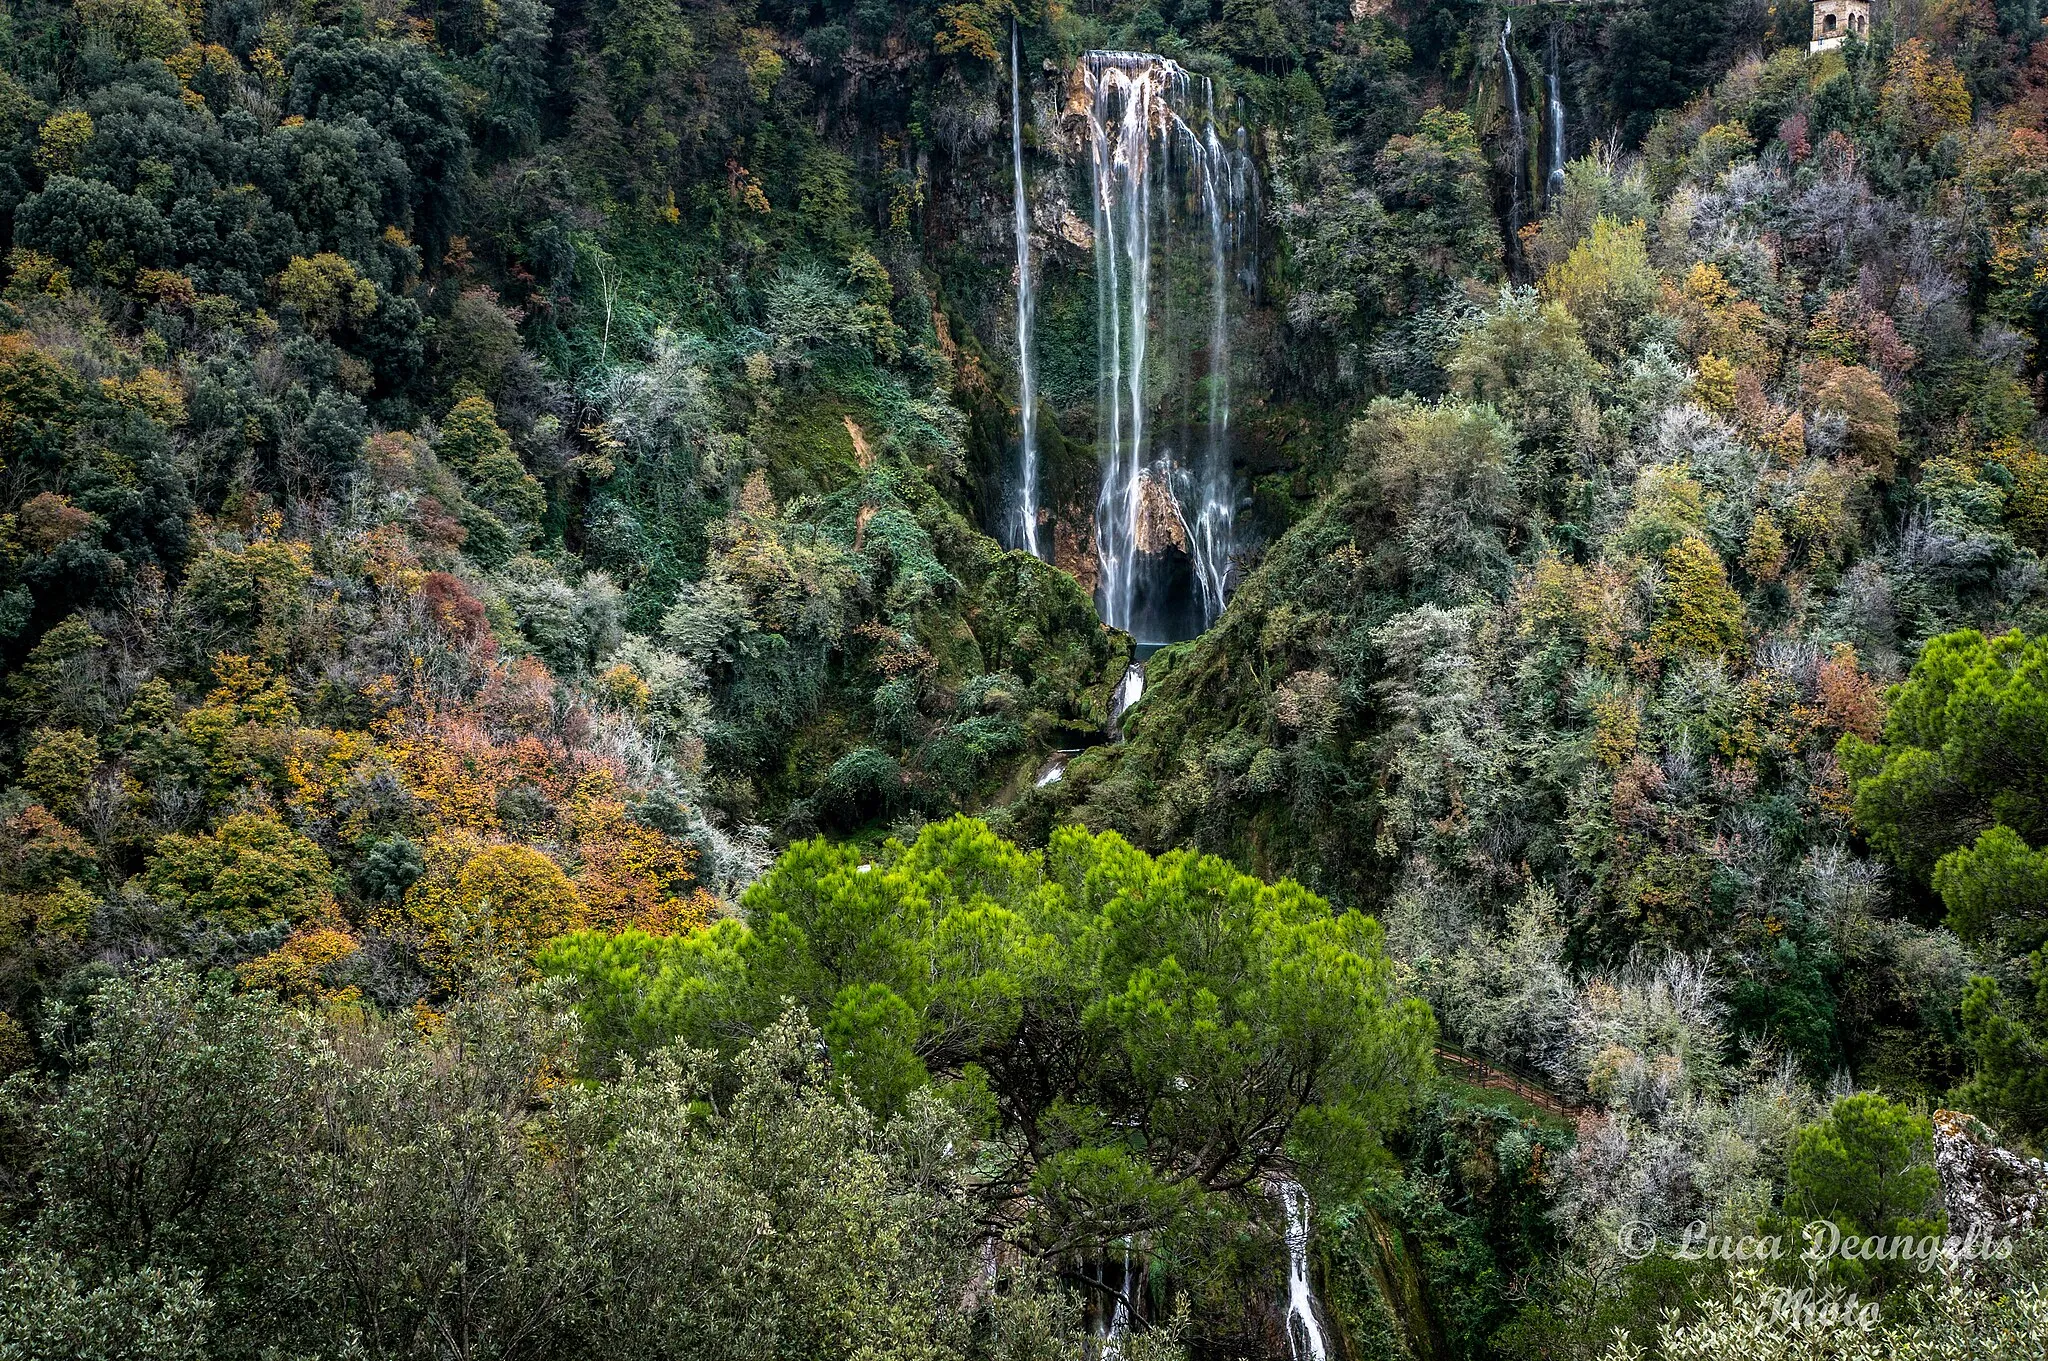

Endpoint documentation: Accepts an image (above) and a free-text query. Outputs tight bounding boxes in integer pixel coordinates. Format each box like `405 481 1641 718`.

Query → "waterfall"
1083 51 1158 639
1105 1247 1133 1357
1232 107 1261 299
1190 84 1234 624
1499 17 1526 242
1078 52 1251 643
1033 749 1077 786
1083 1247 1135 1359
1279 1181 1329 1361
1010 21 1041 557
1108 661 1145 738
1545 26 1567 202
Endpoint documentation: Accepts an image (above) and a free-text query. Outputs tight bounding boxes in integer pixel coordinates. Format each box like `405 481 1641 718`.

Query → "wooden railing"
1432 1045 1587 1121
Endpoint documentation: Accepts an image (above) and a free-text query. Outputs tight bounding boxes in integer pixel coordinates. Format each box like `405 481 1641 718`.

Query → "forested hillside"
1 0 2046 1355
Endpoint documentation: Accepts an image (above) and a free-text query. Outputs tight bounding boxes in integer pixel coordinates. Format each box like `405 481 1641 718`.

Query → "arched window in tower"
1813 0 1870 51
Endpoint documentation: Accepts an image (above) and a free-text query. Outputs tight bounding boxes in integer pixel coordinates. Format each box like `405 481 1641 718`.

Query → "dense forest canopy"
1 0 2047 1355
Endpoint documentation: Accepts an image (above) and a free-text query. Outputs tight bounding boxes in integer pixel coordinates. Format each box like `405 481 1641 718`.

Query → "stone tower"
1811 0 1870 53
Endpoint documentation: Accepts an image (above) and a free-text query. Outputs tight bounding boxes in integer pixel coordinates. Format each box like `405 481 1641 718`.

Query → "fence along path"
1432 1046 1587 1123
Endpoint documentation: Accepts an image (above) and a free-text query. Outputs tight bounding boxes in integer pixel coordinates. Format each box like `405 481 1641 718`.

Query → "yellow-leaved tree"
401 842 586 983
1880 39 1971 156
1651 536 1746 663
1541 216 1660 359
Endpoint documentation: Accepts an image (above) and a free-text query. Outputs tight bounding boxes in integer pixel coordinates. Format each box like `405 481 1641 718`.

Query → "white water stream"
1105 1247 1132 1356
1033 750 1077 787
1545 26 1567 201
1074 51 1252 641
1190 83 1235 623
1279 1180 1329 1361
1009 21 1041 557
1500 17 1526 239
1108 661 1145 738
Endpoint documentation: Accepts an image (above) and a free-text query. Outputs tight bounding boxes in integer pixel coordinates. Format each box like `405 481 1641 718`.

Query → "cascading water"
1009 20 1041 557
1077 51 1254 644
1033 750 1076 785
1105 1248 1133 1357
1082 1247 1135 1358
1231 105 1261 299
1188 84 1234 623
1278 1181 1329 1361
1108 661 1145 739
1083 51 1152 639
1499 17 1526 242
1545 26 1567 202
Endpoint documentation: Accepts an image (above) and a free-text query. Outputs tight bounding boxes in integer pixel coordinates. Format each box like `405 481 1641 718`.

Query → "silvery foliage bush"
1550 956 1817 1270
1688 162 1791 248
1388 878 1576 1080
1370 604 1513 861
1647 406 1757 553
492 558 624 675
592 327 753 495
1391 868 1823 1275
609 634 712 754
764 265 863 356
1824 559 1901 677
1392 885 1820 1276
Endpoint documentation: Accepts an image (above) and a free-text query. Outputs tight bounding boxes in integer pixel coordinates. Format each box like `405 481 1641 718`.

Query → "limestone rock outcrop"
1934 1109 2048 1236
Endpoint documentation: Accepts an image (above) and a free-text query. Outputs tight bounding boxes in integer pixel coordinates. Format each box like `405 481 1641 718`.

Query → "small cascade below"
1108 661 1145 738
1278 1181 1329 1361
1105 1247 1133 1357
1082 1247 1136 1358
1499 17 1527 244
1544 26 1567 203
1077 51 1254 645
1009 20 1041 557
1033 749 1079 786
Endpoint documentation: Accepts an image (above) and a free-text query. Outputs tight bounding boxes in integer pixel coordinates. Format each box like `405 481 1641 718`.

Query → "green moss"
1032 265 1099 411
757 393 867 502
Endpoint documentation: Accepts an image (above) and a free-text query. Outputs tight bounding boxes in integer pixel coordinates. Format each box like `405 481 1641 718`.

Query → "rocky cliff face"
1935 1110 2048 1236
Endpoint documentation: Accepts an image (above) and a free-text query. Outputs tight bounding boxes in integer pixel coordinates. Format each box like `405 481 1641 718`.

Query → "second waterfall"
1071 51 1254 645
